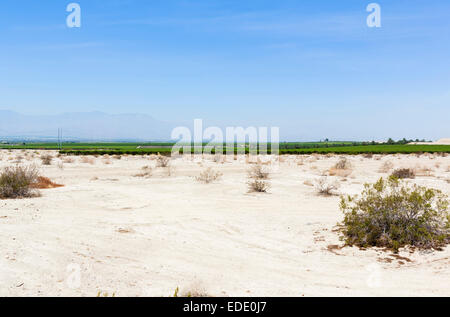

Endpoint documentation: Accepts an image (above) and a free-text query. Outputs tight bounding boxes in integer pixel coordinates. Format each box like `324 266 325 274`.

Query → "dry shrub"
113 155 122 160
303 179 314 187
363 153 373 159
173 286 210 298
329 168 352 177
212 154 223 163
156 154 170 167
0 165 40 199
247 179 270 193
378 161 394 173
329 157 352 177
391 168 415 179
31 177 63 189
80 157 95 165
414 165 433 177
334 157 352 170
315 177 340 196
40 154 53 165
63 157 74 164
103 159 111 165
446 166 450 173
196 167 222 184
340 177 450 252
134 166 153 178
248 165 270 180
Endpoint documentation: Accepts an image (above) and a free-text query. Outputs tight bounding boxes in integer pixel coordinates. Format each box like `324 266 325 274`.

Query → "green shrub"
0 165 40 199
340 177 449 252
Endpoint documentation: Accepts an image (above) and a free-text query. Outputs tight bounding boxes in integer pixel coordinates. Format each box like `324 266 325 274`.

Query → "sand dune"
0 151 449 296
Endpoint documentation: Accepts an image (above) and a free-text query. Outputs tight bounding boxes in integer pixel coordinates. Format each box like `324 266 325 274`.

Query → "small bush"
156 154 170 167
196 167 222 184
80 157 95 165
315 177 340 196
328 168 352 177
334 157 352 170
248 165 270 180
340 177 450 252
247 179 270 193
134 166 153 178
0 165 40 199
63 157 74 164
41 154 53 165
391 168 415 179
378 161 394 173
414 165 433 177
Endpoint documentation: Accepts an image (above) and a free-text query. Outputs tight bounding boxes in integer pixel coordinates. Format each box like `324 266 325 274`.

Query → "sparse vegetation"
246 164 270 192
62 157 74 164
378 160 394 173
80 157 95 165
315 177 340 196
334 157 352 170
414 165 433 177
247 179 270 193
0 165 40 199
340 177 450 252
196 167 222 184
40 154 53 165
248 164 270 180
391 168 415 179
172 286 209 298
134 166 153 178
156 154 170 167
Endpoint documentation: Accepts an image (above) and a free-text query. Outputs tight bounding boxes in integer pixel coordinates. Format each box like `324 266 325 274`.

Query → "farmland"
1 142 450 155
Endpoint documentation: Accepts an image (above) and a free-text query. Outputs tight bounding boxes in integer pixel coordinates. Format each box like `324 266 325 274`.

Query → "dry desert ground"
0 150 449 296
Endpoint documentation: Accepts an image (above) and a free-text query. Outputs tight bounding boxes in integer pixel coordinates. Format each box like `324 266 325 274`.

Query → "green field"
1 142 450 155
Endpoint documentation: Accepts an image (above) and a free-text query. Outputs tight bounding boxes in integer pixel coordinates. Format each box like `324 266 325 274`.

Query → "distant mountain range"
0 110 179 141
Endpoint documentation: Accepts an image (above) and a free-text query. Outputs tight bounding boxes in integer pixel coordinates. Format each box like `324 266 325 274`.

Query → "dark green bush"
340 177 449 252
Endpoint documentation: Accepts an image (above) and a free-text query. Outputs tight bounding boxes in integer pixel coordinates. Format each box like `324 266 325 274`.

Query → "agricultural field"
1 142 450 155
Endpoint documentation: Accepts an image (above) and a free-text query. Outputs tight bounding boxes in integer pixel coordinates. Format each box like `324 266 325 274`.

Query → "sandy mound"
409 138 450 145
434 138 450 145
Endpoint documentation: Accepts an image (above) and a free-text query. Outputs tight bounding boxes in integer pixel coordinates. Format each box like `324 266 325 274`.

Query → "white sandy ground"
0 150 449 297
410 138 450 145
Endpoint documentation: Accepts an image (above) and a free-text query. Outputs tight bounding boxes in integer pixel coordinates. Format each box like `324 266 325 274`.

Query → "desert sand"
0 150 449 297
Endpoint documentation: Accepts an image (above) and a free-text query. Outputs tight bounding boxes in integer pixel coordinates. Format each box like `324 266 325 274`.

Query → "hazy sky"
1 0 449 140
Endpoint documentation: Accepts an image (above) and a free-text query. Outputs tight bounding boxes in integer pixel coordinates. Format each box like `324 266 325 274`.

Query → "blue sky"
0 0 449 140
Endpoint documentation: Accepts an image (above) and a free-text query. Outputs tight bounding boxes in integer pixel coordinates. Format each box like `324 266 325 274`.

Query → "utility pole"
57 128 63 150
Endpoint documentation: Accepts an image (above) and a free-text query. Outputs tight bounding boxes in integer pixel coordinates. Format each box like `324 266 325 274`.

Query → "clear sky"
0 0 449 140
